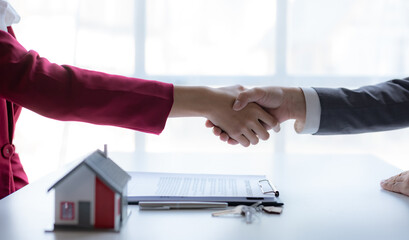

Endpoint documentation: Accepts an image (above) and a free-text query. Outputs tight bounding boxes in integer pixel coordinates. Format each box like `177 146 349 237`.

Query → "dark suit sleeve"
314 77 409 135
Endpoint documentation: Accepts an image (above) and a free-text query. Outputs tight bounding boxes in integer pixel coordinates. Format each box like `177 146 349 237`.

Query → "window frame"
60 201 75 221
132 0 401 153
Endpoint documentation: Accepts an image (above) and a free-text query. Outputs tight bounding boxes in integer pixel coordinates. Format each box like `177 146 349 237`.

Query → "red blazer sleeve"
0 30 174 134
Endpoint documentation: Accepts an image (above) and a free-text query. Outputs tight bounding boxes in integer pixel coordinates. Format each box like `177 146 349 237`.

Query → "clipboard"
126 172 283 206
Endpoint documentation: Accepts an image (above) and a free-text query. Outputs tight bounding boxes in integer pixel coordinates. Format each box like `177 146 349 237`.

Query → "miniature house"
48 149 131 232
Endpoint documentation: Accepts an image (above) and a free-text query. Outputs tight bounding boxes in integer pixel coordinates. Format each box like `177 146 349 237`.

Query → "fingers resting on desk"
381 170 409 196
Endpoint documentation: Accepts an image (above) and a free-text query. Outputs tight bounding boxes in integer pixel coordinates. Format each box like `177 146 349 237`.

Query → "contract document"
127 172 283 206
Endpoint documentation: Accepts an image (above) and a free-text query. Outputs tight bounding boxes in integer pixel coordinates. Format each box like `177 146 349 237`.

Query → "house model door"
78 201 91 227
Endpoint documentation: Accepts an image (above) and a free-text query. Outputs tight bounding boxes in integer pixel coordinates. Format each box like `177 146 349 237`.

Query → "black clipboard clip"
258 179 279 197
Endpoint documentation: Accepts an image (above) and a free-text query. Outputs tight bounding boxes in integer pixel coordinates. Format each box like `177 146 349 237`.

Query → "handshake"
170 84 409 197
170 85 306 147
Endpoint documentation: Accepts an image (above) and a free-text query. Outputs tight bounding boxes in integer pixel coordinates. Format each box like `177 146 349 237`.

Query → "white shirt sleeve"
0 0 20 32
299 87 321 134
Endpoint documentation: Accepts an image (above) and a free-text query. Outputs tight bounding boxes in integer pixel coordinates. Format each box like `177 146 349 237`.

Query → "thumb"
233 88 265 111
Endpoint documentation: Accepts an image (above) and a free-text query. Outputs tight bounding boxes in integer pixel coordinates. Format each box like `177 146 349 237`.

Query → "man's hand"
170 85 278 147
380 171 409 196
206 86 306 144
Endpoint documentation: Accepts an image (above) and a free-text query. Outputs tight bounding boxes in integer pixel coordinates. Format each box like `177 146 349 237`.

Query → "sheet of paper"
127 172 270 198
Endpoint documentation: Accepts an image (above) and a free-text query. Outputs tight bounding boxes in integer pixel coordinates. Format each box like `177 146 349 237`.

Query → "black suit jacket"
314 77 409 135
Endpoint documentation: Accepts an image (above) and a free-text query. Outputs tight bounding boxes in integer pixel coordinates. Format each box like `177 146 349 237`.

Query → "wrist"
281 87 306 130
170 86 214 117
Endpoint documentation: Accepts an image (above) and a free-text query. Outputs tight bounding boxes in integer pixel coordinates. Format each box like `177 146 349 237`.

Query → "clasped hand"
206 86 297 146
203 85 278 147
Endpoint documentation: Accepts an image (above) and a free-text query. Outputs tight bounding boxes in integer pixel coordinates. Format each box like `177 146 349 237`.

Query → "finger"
250 121 270 141
394 173 406 183
260 121 273 131
381 171 409 196
236 84 246 92
381 180 405 194
257 109 278 130
233 88 264 111
227 138 239 145
261 121 280 132
392 182 405 194
242 129 259 145
381 173 403 191
396 170 409 181
205 120 216 128
234 135 251 147
294 119 306 133
273 123 281 132
212 127 223 136
384 173 405 184
219 132 230 142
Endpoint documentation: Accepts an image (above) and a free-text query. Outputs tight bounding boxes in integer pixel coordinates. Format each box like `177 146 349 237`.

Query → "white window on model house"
60 202 75 220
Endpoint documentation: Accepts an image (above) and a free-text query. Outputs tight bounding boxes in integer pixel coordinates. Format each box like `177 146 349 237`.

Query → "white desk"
1 153 409 240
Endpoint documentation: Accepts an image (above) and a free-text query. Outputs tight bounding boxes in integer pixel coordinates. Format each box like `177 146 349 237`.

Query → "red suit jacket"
0 27 174 199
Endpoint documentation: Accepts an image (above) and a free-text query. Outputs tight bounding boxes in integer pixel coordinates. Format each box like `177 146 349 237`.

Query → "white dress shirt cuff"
299 87 321 134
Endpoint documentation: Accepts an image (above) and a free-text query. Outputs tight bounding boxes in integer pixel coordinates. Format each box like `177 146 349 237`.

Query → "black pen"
139 201 228 210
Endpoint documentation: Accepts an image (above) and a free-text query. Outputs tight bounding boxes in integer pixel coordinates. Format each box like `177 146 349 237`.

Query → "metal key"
242 201 262 224
241 206 254 224
212 205 245 217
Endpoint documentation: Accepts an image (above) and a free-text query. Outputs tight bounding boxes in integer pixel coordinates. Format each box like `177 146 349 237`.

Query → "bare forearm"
169 86 214 118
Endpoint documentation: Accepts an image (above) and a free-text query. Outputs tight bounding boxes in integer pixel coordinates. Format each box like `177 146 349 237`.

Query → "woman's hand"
205 86 304 145
170 85 277 147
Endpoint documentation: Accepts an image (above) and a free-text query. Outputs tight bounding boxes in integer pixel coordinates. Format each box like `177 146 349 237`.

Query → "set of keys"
211 201 282 224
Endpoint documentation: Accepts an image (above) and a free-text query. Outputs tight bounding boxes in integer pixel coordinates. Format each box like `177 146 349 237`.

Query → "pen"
139 201 228 210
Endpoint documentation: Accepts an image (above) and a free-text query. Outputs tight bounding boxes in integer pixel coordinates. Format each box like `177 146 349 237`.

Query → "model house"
48 149 131 232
